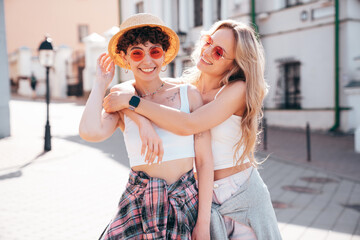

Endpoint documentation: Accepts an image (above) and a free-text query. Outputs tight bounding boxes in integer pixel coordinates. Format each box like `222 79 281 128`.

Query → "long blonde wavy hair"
182 20 268 167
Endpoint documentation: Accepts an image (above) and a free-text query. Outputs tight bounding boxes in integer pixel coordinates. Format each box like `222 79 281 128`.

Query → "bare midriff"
132 157 194 185
214 162 252 181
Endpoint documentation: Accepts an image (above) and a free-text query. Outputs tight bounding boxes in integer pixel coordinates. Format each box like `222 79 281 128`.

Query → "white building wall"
117 0 360 132
262 24 334 109
31 57 46 96
342 21 360 83
258 0 360 131
179 0 190 32
17 47 32 77
203 0 213 30
52 46 72 98
83 33 107 92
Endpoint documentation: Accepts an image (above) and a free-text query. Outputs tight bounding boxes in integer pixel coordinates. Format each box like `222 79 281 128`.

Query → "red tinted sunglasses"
200 35 233 61
129 47 164 61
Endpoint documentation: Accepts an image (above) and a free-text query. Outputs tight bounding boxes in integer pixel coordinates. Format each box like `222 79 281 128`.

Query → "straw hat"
108 13 180 69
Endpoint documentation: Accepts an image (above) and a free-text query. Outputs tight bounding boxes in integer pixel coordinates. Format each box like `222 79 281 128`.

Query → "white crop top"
211 86 250 170
123 84 195 167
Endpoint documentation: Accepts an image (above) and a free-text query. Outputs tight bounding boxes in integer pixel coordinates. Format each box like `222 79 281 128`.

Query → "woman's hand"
138 118 164 165
191 224 210 240
96 53 115 88
103 91 132 113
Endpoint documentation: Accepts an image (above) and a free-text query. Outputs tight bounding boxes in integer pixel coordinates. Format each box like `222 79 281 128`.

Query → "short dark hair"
116 26 170 54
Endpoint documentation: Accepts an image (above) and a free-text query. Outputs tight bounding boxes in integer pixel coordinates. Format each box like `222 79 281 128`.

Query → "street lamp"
38 36 54 151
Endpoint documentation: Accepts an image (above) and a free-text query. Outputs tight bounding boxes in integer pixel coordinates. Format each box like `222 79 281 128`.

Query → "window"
136 2 144 13
78 25 89 43
174 0 180 32
285 0 302 8
275 62 301 109
169 62 175 78
216 0 221 21
182 60 193 72
194 0 203 27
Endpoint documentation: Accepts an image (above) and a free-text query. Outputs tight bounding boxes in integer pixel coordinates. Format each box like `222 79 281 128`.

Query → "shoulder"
163 77 184 84
218 81 246 100
110 80 135 92
227 80 246 92
185 84 203 111
186 84 200 96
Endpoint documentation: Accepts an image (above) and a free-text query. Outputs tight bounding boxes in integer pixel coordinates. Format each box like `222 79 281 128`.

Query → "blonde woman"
80 13 213 239
104 20 282 239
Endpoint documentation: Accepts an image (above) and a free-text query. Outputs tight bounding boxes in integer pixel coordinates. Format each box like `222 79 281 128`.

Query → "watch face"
129 96 140 109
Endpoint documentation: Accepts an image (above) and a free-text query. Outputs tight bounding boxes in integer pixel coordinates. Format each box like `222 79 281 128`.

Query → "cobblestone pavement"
258 126 360 182
0 98 359 240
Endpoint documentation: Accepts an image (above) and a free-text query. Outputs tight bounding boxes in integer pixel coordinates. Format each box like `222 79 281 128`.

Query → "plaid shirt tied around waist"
103 169 198 240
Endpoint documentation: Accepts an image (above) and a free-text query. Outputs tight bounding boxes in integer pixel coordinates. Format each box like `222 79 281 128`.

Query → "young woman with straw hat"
103 19 282 239
79 13 213 239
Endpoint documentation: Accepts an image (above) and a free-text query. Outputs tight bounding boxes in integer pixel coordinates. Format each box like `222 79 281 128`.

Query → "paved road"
0 98 359 240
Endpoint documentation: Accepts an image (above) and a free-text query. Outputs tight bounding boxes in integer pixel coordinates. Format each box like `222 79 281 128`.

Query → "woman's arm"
108 84 164 163
123 109 164 164
103 81 246 135
79 53 120 142
188 87 213 240
192 130 213 240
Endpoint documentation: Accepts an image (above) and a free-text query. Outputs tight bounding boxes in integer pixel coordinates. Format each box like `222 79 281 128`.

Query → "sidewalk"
0 98 359 240
258 126 360 182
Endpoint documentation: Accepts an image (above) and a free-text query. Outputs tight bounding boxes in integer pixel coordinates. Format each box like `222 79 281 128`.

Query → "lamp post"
38 36 54 151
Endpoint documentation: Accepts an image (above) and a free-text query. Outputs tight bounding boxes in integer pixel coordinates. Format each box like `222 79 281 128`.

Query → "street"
0 98 359 240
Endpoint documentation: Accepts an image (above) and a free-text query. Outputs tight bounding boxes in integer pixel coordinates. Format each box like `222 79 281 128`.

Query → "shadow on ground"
0 152 48 181
59 130 130 169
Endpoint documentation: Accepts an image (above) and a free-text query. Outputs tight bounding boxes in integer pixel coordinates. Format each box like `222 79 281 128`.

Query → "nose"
203 46 213 58
142 52 153 64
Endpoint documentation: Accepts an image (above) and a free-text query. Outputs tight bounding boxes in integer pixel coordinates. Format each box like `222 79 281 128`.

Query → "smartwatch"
129 95 140 110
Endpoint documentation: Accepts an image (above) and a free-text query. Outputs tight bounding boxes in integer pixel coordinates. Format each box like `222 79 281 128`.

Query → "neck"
134 77 163 97
197 73 223 94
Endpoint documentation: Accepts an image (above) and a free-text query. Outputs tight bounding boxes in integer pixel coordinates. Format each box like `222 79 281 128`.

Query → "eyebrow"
130 44 162 51
211 36 229 54
130 46 143 51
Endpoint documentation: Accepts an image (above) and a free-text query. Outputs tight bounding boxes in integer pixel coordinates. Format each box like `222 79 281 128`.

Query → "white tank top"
123 84 195 167
211 85 250 170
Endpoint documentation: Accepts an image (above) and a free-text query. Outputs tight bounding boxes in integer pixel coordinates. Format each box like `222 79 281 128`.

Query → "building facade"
4 0 119 98
119 0 360 132
257 0 360 132
5 0 360 134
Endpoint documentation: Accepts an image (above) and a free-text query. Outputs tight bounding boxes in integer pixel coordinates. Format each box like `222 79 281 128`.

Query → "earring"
124 62 130 73
161 65 168 72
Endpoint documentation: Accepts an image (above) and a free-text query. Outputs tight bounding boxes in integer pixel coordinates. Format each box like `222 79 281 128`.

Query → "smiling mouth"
140 67 156 73
201 56 212 65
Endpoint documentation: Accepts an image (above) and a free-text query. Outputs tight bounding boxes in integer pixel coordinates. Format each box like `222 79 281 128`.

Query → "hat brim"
108 24 180 70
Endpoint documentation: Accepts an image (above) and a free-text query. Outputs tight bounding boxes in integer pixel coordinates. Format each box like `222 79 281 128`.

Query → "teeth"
201 57 212 64
141 68 155 72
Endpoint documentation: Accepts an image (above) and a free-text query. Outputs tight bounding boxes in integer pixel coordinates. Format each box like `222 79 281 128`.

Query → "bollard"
306 122 311 162
263 118 267 151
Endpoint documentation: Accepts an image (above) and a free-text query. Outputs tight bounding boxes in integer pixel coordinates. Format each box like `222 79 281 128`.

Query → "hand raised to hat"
96 53 115 89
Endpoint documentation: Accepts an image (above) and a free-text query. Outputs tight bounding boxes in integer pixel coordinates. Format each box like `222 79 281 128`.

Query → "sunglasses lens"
150 47 163 59
201 35 212 47
130 49 145 61
212 46 224 60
